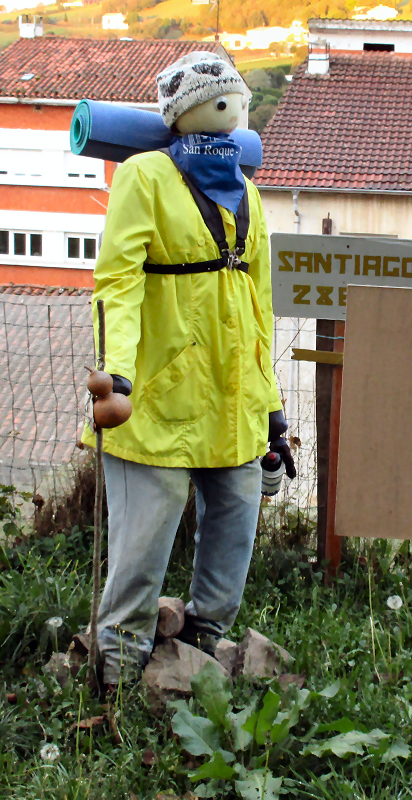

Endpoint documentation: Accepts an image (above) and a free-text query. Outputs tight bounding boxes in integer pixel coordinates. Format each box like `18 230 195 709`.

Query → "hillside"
0 1 297 68
2 0 410 53
3 0 410 56
0 3 106 49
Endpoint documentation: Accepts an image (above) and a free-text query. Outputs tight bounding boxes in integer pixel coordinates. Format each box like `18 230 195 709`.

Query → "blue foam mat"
70 99 262 168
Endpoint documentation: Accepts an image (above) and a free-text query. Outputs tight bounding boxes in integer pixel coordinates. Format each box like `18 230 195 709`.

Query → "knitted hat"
157 51 245 128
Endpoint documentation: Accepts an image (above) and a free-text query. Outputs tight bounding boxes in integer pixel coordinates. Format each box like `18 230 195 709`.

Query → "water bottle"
261 451 286 496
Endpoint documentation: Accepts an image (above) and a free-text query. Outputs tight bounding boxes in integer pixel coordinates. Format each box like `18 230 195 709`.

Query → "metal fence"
0 293 94 505
0 292 317 520
273 316 316 518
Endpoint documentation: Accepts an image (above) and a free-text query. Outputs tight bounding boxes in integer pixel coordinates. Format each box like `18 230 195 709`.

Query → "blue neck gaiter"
169 132 245 214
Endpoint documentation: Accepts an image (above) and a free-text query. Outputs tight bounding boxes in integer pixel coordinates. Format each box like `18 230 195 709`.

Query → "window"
0 230 9 254
30 233 42 256
66 234 98 262
68 237 80 259
364 43 394 52
0 230 43 257
84 238 96 260
14 233 26 256
0 131 106 189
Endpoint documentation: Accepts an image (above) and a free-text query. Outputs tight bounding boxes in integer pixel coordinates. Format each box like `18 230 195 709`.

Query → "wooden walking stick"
87 298 105 686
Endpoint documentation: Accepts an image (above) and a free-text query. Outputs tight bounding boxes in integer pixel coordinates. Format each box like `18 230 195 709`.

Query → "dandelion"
387 595 403 610
40 743 60 762
46 616 63 630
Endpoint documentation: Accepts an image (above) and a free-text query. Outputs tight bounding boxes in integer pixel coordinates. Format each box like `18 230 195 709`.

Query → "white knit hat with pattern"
157 51 245 128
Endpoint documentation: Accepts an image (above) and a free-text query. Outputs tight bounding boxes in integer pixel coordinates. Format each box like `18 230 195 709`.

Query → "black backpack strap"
144 257 249 275
234 188 250 258
144 148 250 275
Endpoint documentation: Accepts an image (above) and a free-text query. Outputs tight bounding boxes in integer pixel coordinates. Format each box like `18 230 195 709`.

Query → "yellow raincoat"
82 150 282 467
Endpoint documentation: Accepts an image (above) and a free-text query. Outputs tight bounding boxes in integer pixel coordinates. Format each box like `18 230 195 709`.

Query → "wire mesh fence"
0 291 317 521
0 293 94 506
272 316 317 521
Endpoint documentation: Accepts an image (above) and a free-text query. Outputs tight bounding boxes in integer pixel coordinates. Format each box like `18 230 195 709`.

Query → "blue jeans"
98 453 262 683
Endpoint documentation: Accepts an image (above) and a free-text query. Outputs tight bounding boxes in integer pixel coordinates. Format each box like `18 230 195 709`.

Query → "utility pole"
214 0 220 41
191 0 220 42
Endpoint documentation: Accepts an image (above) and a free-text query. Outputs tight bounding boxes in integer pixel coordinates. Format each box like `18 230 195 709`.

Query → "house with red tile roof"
254 20 412 240
0 35 240 289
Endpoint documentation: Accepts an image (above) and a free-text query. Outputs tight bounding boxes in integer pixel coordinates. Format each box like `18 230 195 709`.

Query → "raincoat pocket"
143 343 211 423
242 338 273 415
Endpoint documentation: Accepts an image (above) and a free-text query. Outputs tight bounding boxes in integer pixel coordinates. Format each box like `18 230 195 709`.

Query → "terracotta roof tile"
0 37 223 103
255 52 412 192
0 283 92 296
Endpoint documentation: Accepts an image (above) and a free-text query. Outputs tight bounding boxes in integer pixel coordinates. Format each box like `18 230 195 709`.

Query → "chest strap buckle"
222 246 243 271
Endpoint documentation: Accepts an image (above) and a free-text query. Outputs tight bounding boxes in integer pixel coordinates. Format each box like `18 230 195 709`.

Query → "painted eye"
214 96 227 111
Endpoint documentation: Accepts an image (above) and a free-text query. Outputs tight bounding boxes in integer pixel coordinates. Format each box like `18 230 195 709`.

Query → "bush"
165 25 183 38
244 68 271 91
261 94 278 106
249 103 276 134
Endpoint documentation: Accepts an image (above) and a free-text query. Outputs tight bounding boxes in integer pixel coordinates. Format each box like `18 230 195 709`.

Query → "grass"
138 0 202 21
236 55 294 71
1 484 412 799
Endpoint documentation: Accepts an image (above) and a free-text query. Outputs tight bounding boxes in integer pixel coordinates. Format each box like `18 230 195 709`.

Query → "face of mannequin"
176 92 247 135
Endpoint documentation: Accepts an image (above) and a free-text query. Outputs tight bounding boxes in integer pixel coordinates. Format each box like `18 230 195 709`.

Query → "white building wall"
260 189 412 238
0 129 106 189
220 33 248 50
246 26 289 49
102 13 128 30
309 27 412 52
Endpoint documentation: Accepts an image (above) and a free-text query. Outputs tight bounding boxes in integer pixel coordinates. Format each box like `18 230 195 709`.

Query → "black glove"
111 374 132 396
270 437 296 480
268 409 288 441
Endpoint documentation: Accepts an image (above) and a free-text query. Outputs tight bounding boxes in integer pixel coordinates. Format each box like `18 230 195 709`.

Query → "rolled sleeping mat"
70 99 262 178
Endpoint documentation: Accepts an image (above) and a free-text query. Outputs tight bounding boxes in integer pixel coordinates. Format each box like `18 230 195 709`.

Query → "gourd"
93 393 133 428
86 367 113 398
86 366 132 428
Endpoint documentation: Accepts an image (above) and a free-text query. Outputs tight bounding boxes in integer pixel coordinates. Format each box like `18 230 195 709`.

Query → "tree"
247 9 267 27
243 68 271 90
269 42 285 56
248 103 276 134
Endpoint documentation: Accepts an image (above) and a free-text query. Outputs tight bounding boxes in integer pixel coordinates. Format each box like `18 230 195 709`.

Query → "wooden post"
324 319 345 578
87 298 105 686
315 319 345 575
315 319 335 566
293 318 345 574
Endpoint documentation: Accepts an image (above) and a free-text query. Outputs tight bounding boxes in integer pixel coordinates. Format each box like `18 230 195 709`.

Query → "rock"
66 632 91 677
142 638 230 695
215 638 239 675
43 652 71 687
236 627 293 680
277 673 305 690
71 632 90 655
156 596 185 638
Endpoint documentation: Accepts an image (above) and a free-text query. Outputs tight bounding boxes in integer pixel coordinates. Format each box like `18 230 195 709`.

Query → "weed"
1 493 412 798
169 661 410 798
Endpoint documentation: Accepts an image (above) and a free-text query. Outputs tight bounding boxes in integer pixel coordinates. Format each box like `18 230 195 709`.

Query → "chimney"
307 38 330 75
19 14 43 38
